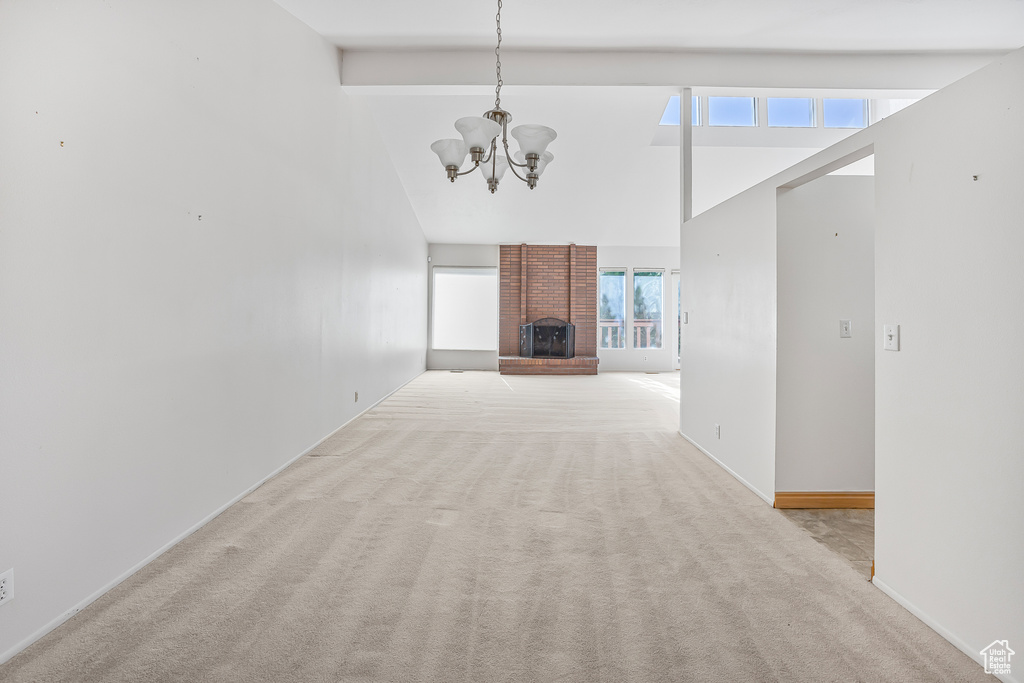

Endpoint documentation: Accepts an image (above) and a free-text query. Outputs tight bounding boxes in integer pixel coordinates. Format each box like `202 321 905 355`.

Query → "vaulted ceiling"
273 0 1023 246
274 0 1023 52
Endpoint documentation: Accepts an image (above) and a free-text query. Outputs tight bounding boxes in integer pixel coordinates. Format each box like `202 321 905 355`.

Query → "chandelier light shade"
430 0 556 194
454 117 502 158
510 125 557 161
480 155 510 193
430 139 469 170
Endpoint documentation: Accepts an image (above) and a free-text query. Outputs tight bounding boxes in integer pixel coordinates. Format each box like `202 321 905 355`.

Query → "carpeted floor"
1 371 987 682
779 508 875 580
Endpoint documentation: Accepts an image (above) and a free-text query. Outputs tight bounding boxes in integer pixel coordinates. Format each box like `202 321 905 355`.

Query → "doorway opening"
774 149 875 579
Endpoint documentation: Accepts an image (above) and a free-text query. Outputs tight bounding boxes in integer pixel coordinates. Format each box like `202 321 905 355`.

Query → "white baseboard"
0 370 423 667
678 430 774 506
871 576 1015 683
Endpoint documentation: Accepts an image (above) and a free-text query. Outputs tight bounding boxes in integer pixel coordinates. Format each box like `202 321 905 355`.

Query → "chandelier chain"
494 0 503 108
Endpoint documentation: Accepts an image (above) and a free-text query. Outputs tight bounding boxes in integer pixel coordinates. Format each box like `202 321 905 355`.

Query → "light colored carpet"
2 371 987 682
779 508 875 580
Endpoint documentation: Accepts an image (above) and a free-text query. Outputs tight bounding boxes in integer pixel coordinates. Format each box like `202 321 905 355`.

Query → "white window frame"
598 267 628 350
766 97 816 128
707 96 758 128
671 270 681 369
821 97 869 129
631 268 666 350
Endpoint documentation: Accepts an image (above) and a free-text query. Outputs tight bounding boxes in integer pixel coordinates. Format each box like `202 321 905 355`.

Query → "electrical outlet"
714 424 721 439
0 568 13 607
354 391 359 403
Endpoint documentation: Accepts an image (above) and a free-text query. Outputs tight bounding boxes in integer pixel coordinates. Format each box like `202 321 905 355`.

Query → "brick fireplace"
498 244 599 375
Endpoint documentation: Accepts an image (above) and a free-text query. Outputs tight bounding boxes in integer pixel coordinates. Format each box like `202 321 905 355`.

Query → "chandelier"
430 0 556 194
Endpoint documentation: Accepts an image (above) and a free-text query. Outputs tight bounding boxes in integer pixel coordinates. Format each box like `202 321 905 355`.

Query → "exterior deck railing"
599 319 624 348
599 319 662 349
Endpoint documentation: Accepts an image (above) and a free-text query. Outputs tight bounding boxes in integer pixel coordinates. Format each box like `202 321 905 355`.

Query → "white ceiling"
273 1 1023 246
274 0 1024 52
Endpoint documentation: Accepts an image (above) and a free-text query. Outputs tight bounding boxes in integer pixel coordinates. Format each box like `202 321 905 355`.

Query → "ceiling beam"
340 49 1007 90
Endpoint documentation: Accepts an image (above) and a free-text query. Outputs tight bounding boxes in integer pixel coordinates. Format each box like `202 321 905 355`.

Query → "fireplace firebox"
519 318 575 359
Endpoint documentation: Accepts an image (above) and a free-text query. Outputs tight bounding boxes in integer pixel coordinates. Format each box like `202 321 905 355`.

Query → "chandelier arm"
506 164 529 183
480 140 496 164
497 117 527 167
454 163 480 177
499 126 528 183
504 153 530 183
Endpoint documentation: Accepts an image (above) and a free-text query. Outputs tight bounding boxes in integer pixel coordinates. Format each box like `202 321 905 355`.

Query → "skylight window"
659 96 700 126
823 99 867 128
767 98 814 128
708 97 756 127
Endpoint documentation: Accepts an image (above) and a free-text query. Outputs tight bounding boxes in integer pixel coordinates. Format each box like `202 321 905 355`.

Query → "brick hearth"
498 356 600 375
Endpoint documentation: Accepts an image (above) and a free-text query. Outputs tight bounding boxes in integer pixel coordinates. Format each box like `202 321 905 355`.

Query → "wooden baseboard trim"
774 491 874 509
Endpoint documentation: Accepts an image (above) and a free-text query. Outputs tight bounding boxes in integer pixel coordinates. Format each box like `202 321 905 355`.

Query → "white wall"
776 176 875 493
0 0 426 663
426 244 500 371
597 246 681 372
680 48 1024 677
679 188 779 502
693 146 827 217
870 50 1024 674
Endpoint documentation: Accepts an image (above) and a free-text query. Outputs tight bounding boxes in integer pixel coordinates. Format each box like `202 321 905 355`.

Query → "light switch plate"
883 324 900 351
840 320 852 338
682 312 688 324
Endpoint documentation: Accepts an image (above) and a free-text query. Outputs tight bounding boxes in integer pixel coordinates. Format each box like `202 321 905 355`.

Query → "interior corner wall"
679 186 778 503
426 244 500 370
0 0 426 663
776 176 875 493
597 246 680 372
870 48 1024 668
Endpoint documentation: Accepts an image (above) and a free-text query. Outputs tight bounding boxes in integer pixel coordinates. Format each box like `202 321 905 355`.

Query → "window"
708 97 757 127
767 98 814 127
599 270 626 348
659 95 701 126
676 275 681 363
431 267 497 350
633 271 663 349
823 98 867 128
